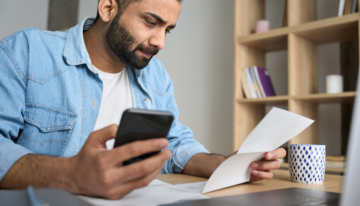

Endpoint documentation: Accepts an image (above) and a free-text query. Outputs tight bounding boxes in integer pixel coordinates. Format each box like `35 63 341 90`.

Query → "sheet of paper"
161 181 208 193
79 180 209 206
237 108 315 154
202 107 314 193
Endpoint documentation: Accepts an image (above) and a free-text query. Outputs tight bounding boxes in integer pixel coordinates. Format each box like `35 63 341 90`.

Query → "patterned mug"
288 144 326 183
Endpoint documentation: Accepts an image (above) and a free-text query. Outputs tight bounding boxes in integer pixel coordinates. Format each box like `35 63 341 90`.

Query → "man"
0 0 286 200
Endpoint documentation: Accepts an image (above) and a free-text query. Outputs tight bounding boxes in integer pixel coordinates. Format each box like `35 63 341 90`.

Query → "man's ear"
98 0 119 23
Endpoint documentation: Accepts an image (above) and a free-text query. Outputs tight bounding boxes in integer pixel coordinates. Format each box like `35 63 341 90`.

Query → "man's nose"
149 31 166 50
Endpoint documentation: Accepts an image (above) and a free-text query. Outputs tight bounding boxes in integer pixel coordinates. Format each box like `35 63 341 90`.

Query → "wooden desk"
157 169 343 198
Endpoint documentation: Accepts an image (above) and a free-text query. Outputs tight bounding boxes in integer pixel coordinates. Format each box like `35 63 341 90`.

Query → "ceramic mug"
288 144 326 183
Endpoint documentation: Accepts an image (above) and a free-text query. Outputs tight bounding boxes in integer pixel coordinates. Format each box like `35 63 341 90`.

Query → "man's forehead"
129 0 181 24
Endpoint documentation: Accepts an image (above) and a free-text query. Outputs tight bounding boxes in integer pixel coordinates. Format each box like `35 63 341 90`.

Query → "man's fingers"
251 170 273 180
109 149 171 184
87 124 118 147
251 160 280 170
265 148 286 160
104 163 164 200
249 174 263 182
123 163 163 191
103 138 169 166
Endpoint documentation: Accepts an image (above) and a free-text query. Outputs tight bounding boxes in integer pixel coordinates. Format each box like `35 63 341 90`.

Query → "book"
350 0 358 13
253 66 266 97
282 0 288 27
241 69 252 98
249 67 263 98
244 68 257 98
339 0 346 16
253 66 276 97
344 0 352 14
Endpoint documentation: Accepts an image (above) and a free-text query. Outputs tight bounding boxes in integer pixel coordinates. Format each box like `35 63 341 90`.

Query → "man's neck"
83 21 126 73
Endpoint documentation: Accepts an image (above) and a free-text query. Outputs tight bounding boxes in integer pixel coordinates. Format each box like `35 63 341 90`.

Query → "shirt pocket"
17 103 77 156
142 78 167 110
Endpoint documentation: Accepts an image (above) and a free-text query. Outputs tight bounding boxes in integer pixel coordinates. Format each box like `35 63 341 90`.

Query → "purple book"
254 66 276 97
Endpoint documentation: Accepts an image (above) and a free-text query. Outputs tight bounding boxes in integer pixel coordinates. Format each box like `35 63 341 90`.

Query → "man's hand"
249 148 286 182
181 148 286 183
69 124 171 199
0 124 171 200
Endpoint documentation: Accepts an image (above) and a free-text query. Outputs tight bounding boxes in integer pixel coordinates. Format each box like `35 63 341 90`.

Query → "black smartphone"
114 109 174 165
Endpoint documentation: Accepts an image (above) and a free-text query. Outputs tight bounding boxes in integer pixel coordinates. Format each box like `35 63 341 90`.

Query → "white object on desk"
202 107 314 194
326 75 343 94
79 180 208 206
288 144 326 184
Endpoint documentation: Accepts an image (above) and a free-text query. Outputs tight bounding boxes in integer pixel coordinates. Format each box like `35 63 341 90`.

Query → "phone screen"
114 109 174 165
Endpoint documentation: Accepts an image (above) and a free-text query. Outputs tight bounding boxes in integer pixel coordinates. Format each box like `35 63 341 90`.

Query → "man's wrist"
182 153 226 178
63 156 80 194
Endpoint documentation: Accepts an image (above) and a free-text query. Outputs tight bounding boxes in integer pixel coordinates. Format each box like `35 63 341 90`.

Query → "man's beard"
106 13 159 70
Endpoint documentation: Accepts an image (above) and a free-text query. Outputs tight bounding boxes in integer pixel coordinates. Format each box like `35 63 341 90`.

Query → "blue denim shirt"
0 18 209 181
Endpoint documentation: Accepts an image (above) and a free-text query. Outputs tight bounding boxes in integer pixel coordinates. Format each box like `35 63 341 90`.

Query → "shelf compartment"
237 14 359 52
292 13 359 45
237 95 289 105
238 29 288 52
292 92 356 103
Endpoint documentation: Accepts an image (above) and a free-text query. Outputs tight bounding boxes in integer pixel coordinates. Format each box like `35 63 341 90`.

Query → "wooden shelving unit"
292 92 356 103
233 0 359 150
237 95 289 105
237 92 356 104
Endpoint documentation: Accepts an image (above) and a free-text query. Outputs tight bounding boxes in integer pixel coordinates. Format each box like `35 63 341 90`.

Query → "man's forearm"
181 153 225 177
0 154 75 192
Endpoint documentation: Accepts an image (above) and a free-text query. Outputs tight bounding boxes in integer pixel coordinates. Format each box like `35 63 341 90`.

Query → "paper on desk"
79 180 208 206
161 181 208 193
202 107 314 194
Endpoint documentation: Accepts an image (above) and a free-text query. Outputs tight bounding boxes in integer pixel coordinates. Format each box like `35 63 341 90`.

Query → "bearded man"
0 0 286 199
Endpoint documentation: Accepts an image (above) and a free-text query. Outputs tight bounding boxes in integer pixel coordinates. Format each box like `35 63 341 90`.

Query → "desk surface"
156 169 343 198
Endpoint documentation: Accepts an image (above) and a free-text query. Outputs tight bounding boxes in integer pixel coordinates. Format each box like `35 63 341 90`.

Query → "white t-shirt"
92 65 133 149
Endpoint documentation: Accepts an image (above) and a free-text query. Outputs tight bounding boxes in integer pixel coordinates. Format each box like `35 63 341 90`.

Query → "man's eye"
145 19 156 26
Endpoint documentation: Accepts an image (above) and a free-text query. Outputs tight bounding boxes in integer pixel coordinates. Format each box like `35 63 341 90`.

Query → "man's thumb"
88 124 118 147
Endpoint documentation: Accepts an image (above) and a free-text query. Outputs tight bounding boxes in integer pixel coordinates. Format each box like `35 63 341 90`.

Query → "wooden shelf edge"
292 92 356 103
237 92 356 104
237 96 289 105
237 13 360 48
292 13 359 34
238 27 288 44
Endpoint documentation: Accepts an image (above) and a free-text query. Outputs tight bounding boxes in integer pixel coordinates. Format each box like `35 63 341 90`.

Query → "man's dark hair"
94 0 182 22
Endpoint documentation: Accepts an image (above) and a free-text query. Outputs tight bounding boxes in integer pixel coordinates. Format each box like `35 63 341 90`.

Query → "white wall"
78 0 98 22
156 0 234 156
0 0 49 39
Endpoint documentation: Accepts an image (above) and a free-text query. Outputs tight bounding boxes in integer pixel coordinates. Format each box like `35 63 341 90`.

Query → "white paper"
79 180 209 206
161 181 208 193
202 107 314 193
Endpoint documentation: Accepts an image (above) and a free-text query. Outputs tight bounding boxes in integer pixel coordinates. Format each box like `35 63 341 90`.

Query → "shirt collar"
63 17 94 67
62 17 143 77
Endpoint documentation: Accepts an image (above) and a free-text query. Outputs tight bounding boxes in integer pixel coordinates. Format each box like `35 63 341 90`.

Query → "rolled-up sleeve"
0 39 33 181
160 68 210 174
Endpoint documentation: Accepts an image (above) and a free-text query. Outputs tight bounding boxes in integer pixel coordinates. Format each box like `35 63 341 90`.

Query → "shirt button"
143 99 147 102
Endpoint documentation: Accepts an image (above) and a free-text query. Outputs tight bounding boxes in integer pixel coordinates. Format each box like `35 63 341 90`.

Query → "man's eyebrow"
146 12 176 29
